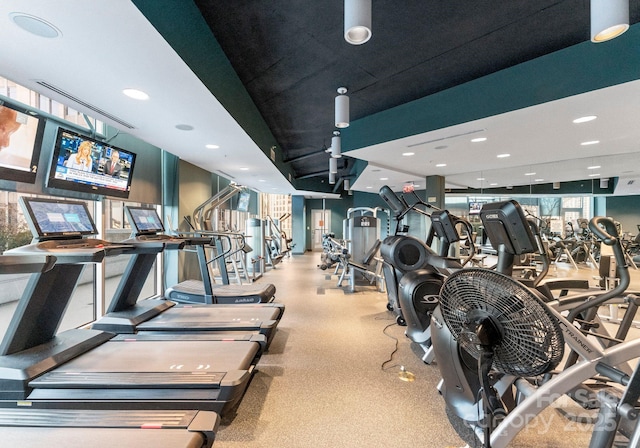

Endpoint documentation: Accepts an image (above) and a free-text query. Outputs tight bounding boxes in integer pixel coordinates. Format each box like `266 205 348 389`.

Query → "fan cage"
439 268 564 377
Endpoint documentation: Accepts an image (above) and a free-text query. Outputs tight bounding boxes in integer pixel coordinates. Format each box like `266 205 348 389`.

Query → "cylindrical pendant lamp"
329 171 336 184
591 0 629 42
329 157 338 174
344 0 372 45
331 131 342 158
335 87 349 128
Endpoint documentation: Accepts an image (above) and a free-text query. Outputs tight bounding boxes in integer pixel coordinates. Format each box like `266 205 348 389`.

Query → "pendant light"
591 0 629 42
329 171 336 185
344 0 372 45
329 157 338 174
335 87 349 128
331 131 342 158
344 178 352 195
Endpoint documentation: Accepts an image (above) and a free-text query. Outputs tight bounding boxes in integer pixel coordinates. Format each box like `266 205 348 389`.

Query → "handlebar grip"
589 216 618 245
527 218 540 236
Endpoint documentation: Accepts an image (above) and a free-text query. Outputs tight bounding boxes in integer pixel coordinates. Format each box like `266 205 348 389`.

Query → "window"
0 76 104 134
102 198 160 312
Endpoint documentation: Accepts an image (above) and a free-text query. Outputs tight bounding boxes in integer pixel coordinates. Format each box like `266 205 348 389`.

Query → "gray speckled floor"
213 254 635 448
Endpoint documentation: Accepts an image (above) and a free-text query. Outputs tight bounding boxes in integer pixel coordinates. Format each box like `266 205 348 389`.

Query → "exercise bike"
432 201 637 447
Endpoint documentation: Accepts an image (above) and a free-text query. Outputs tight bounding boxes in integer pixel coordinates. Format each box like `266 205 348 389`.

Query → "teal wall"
601 196 640 235
291 195 306 255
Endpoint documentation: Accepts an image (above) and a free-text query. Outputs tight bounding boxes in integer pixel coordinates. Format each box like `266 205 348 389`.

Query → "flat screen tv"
469 201 485 215
237 191 250 213
0 102 45 183
47 128 136 198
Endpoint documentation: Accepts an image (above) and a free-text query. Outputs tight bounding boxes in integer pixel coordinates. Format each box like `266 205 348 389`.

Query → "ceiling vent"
34 80 136 129
406 129 485 148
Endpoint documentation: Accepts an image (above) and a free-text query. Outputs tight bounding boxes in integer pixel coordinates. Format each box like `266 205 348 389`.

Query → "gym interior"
1 1 640 447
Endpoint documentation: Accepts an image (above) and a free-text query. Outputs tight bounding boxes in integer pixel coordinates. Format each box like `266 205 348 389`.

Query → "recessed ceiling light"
587 165 601 170
573 115 597 124
402 152 415 156
258 179 266 182
380 177 388 180
535 178 544 182
490 183 498 186
581 140 600 146
477 177 485 181
525 172 536 176
413 184 420 188
366 186 373 189
175 124 194 131
589 173 601 177
435 163 447 167
10 13 61 38
471 137 487 143
240 167 249 171
122 88 149 100
497 153 510 158
206 144 220 149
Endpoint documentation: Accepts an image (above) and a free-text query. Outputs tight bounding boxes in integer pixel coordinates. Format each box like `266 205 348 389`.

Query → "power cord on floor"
380 321 400 372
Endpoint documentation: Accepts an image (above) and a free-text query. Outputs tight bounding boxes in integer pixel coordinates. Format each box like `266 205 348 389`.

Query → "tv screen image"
0 102 44 183
237 191 250 213
469 201 484 215
20 197 98 239
126 206 164 234
47 128 136 198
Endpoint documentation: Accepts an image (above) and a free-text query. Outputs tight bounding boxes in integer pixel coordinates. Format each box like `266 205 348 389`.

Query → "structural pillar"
425 175 445 209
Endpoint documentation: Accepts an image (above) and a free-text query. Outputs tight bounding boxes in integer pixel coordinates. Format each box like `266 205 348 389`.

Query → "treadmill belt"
29 339 257 390
1 427 205 448
175 279 275 300
30 371 224 387
0 408 219 448
0 408 212 427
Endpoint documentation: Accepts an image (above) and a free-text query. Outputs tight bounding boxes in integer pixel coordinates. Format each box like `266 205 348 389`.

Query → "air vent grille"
407 129 484 148
35 80 136 129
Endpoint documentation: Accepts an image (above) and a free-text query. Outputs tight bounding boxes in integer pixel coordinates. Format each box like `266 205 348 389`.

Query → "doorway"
311 209 331 251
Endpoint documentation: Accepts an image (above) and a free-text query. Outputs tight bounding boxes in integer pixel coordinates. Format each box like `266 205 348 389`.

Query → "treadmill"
0 254 220 448
90 206 283 348
160 211 276 305
0 197 260 415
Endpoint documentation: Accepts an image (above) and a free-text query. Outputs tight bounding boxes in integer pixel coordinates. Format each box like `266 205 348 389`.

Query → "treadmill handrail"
193 184 243 231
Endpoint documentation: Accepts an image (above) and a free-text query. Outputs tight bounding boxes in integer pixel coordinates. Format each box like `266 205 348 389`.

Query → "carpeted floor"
212 253 632 448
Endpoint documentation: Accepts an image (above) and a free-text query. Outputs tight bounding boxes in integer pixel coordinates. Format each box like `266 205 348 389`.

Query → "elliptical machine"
377 186 474 352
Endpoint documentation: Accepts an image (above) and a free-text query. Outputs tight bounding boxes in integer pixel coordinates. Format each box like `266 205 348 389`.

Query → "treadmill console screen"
126 206 164 234
20 197 98 238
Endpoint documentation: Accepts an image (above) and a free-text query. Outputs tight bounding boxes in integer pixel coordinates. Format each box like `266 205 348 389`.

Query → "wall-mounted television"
0 102 45 184
46 128 136 198
237 190 251 212
469 201 485 215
